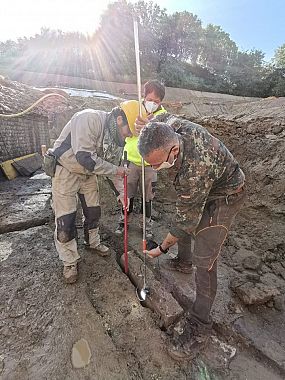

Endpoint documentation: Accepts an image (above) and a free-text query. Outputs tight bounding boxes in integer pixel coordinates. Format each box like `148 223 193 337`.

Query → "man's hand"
116 167 130 177
143 246 162 259
134 114 154 135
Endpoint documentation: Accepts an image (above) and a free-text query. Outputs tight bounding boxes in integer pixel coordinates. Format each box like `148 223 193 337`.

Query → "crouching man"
137 115 246 361
48 101 140 284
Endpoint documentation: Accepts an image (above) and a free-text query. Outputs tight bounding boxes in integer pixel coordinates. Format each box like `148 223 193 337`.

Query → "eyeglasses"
164 145 175 163
152 145 175 168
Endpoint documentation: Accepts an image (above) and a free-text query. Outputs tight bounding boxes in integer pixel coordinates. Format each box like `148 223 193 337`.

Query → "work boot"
88 243 110 257
167 318 210 361
161 257 193 274
63 264 78 284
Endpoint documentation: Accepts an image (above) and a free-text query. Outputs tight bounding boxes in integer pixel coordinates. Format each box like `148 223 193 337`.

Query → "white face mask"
144 100 159 114
154 157 177 171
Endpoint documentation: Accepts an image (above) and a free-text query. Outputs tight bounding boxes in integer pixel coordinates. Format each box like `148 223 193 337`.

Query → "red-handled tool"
123 151 128 274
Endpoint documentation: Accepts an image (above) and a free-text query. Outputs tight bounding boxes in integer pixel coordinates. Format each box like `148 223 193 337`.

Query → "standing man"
49 101 140 284
137 114 246 361
115 80 167 237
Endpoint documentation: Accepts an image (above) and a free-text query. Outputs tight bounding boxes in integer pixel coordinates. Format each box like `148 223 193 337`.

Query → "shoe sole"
95 250 110 257
86 246 110 257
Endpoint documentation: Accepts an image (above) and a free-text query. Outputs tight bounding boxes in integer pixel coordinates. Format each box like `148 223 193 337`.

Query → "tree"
156 11 203 64
199 24 238 73
274 44 285 68
226 49 267 96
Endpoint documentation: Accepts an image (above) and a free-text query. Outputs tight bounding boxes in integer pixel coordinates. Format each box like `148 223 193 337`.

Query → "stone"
229 276 247 290
120 252 184 327
245 273 260 282
272 125 283 134
268 262 285 280
246 125 257 134
260 264 271 274
235 282 280 305
261 272 285 290
263 251 277 263
273 295 284 311
231 249 254 272
243 255 261 270
265 134 278 140
227 300 243 314
71 338 91 369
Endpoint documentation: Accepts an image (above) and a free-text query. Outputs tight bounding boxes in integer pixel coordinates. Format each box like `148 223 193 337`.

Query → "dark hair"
138 121 178 157
111 106 128 125
144 80 165 101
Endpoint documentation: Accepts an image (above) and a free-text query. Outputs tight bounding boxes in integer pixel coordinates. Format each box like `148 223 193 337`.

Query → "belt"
208 185 245 202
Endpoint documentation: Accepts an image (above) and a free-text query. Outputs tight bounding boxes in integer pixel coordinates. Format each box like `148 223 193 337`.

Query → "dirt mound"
0 76 41 114
190 113 285 300
227 97 285 122
0 76 71 117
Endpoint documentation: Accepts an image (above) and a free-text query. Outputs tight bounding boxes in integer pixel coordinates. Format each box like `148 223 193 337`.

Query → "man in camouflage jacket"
137 114 246 361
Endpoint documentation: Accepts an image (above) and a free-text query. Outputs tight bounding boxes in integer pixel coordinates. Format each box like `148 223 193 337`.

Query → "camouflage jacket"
154 113 245 237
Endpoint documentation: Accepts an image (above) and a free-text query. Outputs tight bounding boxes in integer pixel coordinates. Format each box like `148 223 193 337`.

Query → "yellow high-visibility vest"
123 106 167 166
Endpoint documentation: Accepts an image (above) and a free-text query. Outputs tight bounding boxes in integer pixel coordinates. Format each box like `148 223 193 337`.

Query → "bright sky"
1 0 284 61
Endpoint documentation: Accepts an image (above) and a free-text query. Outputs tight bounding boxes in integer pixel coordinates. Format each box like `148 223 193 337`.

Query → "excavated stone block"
120 252 184 327
234 282 280 305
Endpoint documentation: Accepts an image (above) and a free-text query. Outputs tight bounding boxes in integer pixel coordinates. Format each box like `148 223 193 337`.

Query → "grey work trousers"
127 162 157 201
177 189 246 325
52 165 102 266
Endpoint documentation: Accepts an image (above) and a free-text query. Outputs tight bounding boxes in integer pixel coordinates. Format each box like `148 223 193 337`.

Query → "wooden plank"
0 153 38 180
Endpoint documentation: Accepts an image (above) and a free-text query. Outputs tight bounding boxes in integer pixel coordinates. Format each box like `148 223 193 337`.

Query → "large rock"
234 282 280 305
231 249 261 272
243 254 262 271
120 252 184 327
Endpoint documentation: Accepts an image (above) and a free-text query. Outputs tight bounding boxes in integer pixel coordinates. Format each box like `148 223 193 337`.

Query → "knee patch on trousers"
57 212 77 243
79 193 101 230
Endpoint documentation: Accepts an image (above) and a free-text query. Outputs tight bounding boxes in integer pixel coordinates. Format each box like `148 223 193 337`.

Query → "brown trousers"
177 189 246 325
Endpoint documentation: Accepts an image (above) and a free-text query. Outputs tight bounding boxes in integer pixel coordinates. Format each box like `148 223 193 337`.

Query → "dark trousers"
177 189 246 325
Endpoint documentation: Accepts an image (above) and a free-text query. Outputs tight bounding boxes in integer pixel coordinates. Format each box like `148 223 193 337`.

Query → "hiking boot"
115 223 124 235
88 243 110 257
161 257 193 274
63 264 78 284
167 319 210 361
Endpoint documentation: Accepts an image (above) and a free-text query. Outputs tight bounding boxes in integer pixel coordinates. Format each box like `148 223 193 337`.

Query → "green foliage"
263 67 285 96
0 0 284 97
199 24 238 73
159 59 214 91
274 44 285 68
